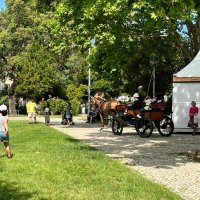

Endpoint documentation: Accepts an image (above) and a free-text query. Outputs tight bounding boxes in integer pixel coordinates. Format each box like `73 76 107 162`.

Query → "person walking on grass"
0 105 12 158
26 98 38 124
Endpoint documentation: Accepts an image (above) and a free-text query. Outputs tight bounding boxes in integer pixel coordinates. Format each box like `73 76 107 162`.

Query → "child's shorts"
0 131 9 142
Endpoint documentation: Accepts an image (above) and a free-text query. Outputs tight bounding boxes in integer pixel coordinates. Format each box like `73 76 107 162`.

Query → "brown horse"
91 96 120 131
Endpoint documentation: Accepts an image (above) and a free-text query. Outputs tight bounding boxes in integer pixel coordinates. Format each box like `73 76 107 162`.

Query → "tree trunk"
9 95 17 115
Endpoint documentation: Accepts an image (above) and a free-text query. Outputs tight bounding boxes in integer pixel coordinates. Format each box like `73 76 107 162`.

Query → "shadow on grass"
0 180 38 200
64 137 98 152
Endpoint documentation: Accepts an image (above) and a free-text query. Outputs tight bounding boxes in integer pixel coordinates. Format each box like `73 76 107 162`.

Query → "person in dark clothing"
86 106 98 123
63 101 73 126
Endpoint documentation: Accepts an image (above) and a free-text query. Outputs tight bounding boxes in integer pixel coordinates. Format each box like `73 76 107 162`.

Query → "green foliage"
45 0 200 96
47 97 66 115
66 84 86 115
38 98 66 115
16 42 59 98
70 97 81 116
38 100 47 114
1 0 200 99
92 79 112 93
0 95 8 105
0 0 88 99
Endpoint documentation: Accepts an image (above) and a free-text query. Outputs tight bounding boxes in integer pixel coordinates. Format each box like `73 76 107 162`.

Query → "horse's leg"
99 113 104 131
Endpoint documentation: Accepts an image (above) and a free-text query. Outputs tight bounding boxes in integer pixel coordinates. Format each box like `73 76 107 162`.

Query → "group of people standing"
26 98 74 126
26 98 50 125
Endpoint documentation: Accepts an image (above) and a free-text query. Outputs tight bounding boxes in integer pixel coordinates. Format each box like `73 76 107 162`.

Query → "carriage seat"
151 102 167 111
143 102 167 121
127 102 143 109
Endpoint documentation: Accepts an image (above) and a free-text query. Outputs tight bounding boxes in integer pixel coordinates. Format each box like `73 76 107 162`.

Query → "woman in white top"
0 104 12 158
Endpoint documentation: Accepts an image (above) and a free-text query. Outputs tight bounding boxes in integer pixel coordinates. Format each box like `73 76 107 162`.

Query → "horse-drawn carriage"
91 95 174 137
111 102 174 138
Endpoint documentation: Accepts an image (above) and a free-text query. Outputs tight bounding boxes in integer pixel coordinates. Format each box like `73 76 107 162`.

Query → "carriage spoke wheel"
158 116 174 136
112 118 123 135
136 117 153 138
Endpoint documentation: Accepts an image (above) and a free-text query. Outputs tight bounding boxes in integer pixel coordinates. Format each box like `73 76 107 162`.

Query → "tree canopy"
1 0 200 99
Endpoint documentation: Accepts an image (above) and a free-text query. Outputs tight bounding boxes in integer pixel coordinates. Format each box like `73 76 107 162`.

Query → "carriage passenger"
152 93 164 103
132 93 140 103
128 93 142 109
137 96 153 118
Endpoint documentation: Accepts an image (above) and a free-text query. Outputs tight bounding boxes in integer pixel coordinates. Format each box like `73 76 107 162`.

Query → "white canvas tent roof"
173 51 200 82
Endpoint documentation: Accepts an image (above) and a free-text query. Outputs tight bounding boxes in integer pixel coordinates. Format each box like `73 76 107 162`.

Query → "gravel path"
10 116 200 200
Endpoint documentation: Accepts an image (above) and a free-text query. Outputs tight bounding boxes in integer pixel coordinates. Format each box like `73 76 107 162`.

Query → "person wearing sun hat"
0 104 12 158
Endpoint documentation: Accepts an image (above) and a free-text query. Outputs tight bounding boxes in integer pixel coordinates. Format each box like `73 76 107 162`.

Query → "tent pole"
153 66 155 98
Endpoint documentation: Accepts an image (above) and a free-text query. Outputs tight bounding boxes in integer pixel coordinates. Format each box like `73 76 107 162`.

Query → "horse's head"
91 96 103 106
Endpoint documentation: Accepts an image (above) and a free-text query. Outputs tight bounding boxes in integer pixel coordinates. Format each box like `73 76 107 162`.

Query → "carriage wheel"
136 117 153 138
112 118 123 135
158 116 174 136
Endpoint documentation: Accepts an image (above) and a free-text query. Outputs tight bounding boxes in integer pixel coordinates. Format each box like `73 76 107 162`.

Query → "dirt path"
10 116 200 200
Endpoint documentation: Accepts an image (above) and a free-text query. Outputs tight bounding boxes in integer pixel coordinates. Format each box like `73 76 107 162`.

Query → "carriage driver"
138 85 147 102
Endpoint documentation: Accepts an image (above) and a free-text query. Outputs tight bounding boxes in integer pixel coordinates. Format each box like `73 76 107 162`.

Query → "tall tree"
16 42 59 98
47 0 200 94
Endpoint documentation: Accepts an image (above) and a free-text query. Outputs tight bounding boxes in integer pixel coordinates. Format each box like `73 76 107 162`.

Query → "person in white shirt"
44 106 51 125
137 96 153 118
0 104 12 158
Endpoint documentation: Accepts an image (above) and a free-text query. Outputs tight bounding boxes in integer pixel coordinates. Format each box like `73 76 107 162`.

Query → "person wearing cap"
26 99 38 124
132 93 140 102
138 85 147 102
0 104 12 158
128 93 142 109
137 95 153 118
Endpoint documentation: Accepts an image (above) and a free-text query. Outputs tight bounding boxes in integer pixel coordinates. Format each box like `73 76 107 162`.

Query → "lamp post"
88 47 91 115
88 38 96 115
147 56 156 98
152 65 155 98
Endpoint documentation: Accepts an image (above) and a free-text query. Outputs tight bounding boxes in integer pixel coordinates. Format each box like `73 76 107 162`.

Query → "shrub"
48 98 66 115
66 84 86 115
0 95 8 105
70 98 81 116
38 100 47 114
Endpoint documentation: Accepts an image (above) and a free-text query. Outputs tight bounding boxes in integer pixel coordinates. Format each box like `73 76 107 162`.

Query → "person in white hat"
0 104 12 158
133 93 139 101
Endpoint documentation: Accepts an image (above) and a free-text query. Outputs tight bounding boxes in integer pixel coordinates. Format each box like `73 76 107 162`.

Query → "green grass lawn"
0 121 183 200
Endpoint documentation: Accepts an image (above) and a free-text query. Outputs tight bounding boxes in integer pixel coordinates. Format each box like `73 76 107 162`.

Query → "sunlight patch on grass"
0 121 183 200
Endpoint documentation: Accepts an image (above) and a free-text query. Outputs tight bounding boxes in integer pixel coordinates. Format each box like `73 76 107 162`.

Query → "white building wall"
172 82 200 132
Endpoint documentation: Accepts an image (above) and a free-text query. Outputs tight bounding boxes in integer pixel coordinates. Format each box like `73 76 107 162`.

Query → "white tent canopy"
172 51 200 132
174 51 200 77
